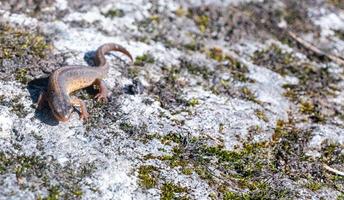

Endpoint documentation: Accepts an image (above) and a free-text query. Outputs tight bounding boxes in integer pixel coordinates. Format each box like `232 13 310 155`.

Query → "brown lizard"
37 43 133 122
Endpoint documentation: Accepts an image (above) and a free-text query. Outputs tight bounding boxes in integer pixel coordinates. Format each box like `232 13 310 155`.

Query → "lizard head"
47 91 73 122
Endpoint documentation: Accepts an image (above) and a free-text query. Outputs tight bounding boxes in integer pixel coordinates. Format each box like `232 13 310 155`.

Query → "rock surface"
0 0 343 199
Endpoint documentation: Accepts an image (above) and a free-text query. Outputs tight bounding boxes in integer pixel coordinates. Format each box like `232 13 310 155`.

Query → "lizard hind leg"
94 79 108 103
37 91 47 110
70 97 90 121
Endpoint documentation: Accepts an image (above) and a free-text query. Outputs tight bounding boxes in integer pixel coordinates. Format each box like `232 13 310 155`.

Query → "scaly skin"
38 43 133 122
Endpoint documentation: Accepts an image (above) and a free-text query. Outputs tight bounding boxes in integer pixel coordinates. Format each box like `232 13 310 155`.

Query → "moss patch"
207 47 224 62
101 9 125 18
0 24 52 84
240 87 261 104
252 44 340 123
0 24 50 60
138 165 160 189
161 182 188 200
327 0 344 9
10 96 29 118
255 109 269 122
141 113 343 199
0 151 97 199
149 67 186 110
134 53 155 66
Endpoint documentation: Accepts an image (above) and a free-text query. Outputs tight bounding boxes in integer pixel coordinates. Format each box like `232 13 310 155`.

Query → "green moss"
183 42 197 51
0 151 93 198
299 100 325 123
10 100 28 118
299 101 315 114
219 123 225 134
175 7 188 17
13 155 43 177
252 44 295 75
306 181 323 191
101 9 124 18
145 115 338 198
15 67 30 84
161 182 188 200
0 25 50 59
161 132 183 145
337 193 344 200
45 186 60 200
223 191 242 200
255 110 269 122
0 24 51 84
160 147 188 168
181 168 193 175
8 95 31 118
241 87 261 104
282 84 298 101
150 15 160 23
328 0 344 9
193 15 209 33
119 122 135 133
201 142 271 180
252 43 340 123
181 59 213 80
194 166 213 180
0 152 12 174
134 53 155 66
335 30 344 40
127 66 141 78
321 142 344 165
208 47 224 62
71 187 83 197
119 122 148 135
138 165 159 189
149 67 185 110
187 98 199 107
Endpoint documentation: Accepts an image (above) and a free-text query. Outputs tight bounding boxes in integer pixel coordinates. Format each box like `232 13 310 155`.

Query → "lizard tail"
94 43 133 68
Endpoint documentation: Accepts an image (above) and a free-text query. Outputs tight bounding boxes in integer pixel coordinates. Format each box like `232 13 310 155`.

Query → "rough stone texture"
0 0 343 199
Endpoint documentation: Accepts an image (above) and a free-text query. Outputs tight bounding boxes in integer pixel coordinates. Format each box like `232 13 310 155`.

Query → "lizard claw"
80 111 90 121
94 93 108 103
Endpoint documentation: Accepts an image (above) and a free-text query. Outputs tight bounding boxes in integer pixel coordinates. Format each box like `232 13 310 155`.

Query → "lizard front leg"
94 79 108 103
70 97 90 121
